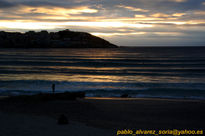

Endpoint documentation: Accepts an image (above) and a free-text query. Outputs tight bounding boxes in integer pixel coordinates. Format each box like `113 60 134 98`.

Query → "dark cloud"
0 0 205 46
0 0 16 8
21 1 63 7
1 0 205 12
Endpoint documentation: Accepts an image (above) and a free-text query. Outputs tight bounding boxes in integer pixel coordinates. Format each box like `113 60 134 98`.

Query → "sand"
0 97 204 136
0 112 113 136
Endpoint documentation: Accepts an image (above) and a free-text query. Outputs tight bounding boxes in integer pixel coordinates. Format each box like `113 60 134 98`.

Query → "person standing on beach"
52 84 55 93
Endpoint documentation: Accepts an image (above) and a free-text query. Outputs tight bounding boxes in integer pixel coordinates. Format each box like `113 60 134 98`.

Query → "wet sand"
0 97 204 135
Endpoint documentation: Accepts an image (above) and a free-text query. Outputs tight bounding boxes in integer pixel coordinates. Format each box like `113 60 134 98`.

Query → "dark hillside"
0 29 118 48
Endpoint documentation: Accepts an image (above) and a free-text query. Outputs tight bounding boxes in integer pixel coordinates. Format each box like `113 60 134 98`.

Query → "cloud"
0 0 16 8
91 32 146 37
116 5 149 12
168 0 187 3
151 13 170 18
172 13 185 17
194 11 205 15
0 0 205 46
19 6 98 15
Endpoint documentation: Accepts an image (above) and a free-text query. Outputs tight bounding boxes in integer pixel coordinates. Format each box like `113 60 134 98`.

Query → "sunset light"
0 0 205 134
0 0 205 46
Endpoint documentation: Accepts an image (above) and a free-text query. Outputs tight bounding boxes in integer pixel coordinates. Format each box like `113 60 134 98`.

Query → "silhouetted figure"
52 84 55 93
58 114 69 125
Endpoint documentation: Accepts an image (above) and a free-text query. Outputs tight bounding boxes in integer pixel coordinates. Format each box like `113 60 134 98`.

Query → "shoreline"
1 94 205 102
1 91 205 100
85 96 205 101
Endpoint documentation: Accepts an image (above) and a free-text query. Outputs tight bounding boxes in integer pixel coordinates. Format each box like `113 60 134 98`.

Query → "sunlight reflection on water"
0 47 205 98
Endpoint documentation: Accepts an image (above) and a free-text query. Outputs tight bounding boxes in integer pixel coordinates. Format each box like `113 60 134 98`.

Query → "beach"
1 0 205 134
0 96 204 136
0 111 112 136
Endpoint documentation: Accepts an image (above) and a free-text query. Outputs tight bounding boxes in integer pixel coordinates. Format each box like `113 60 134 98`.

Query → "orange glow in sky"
0 0 205 46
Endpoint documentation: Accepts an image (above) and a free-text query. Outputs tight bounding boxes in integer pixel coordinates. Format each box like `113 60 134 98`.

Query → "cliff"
0 29 118 48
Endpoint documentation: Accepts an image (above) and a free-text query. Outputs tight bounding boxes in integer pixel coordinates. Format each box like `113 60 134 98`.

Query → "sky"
0 0 205 46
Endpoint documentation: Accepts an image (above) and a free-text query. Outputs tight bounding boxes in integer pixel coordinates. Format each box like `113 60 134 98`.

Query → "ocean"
0 47 205 99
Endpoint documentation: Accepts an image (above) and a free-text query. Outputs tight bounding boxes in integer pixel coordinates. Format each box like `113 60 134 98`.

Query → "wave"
1 60 205 67
1 48 205 100
0 88 205 100
0 80 205 99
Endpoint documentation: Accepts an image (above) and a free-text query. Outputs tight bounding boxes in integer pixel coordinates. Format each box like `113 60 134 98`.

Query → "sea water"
0 47 205 99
